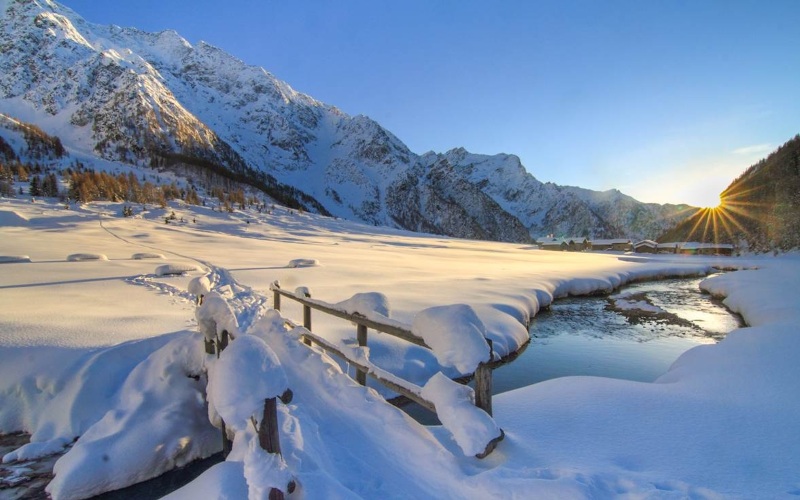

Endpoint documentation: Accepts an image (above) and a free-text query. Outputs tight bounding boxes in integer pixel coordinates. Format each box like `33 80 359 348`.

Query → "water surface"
492 275 742 393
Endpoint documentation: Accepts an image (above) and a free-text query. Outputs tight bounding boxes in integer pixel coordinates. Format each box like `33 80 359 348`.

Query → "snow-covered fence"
196 296 296 498
270 282 504 458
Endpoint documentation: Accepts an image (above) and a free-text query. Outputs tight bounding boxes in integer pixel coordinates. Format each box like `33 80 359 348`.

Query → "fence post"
474 362 493 417
474 339 494 416
356 324 368 386
204 319 217 355
219 329 229 352
258 396 294 500
273 286 281 311
302 291 312 346
216 329 233 456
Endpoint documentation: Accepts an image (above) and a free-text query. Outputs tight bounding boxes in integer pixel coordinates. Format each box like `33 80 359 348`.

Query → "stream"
491 275 742 393
406 274 743 425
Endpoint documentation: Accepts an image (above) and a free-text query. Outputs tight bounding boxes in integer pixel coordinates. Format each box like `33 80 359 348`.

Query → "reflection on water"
492 275 742 394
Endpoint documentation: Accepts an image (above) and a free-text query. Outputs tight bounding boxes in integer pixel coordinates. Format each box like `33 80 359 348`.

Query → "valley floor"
1 197 798 499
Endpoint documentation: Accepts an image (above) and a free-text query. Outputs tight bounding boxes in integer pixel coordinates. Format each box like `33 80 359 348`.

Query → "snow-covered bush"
0 255 31 263
155 263 203 276
132 252 164 260
67 253 108 261
287 258 319 268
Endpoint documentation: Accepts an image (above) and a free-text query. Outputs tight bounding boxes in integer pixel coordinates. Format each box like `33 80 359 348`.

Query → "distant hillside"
658 135 800 252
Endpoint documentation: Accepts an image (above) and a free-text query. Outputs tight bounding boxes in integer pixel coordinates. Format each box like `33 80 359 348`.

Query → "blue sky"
61 0 799 207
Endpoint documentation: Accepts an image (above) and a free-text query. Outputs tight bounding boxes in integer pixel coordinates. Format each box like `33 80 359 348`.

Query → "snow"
420 372 501 457
242 438 293 499
412 304 491 374
335 291 391 318
0 197 798 498
206 335 288 432
195 291 239 341
187 274 212 299
609 291 665 313
45 333 218 499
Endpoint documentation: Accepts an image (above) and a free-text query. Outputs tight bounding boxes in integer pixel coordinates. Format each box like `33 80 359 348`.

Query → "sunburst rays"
675 182 767 245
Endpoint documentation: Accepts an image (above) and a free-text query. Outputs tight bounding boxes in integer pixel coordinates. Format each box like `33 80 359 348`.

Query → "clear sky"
60 0 799 207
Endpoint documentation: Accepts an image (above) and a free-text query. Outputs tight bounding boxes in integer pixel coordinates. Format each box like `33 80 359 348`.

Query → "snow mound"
336 292 391 318
287 258 320 268
67 253 108 262
132 252 165 260
243 438 293 499
195 292 239 341
155 263 203 276
3 437 70 463
207 335 288 432
45 334 218 500
421 372 501 457
0 210 28 226
0 255 31 263
188 275 212 298
412 304 491 373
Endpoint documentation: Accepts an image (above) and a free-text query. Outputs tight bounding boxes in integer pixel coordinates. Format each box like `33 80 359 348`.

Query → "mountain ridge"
0 0 694 241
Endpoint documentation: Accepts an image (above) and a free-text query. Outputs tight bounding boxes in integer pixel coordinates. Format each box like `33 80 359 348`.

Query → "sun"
675 183 766 247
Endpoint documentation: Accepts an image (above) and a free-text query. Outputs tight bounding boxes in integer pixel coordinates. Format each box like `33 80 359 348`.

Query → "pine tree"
29 175 42 197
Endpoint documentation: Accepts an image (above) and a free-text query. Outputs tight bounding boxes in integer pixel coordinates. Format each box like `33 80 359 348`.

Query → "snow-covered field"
1 197 798 499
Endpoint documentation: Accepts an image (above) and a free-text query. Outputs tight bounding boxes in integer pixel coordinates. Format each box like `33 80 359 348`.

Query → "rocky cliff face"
0 0 693 241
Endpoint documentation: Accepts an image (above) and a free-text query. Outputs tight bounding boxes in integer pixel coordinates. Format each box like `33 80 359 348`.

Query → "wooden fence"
270 282 501 457
203 324 295 499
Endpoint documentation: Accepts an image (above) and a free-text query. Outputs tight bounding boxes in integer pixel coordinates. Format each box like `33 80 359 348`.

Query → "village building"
657 242 681 254
678 242 734 256
633 240 658 253
589 239 633 252
536 236 590 252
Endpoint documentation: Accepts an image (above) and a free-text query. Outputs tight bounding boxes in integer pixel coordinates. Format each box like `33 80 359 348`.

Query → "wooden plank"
270 286 430 348
300 330 436 414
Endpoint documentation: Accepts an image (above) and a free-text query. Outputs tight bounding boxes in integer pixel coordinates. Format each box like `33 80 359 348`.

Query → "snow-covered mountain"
0 0 692 241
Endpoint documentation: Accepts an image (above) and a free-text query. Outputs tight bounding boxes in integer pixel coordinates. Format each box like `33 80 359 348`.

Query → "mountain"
658 136 800 252
0 0 693 242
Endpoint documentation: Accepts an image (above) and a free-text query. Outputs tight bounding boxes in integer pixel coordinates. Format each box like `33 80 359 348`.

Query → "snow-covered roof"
590 239 632 245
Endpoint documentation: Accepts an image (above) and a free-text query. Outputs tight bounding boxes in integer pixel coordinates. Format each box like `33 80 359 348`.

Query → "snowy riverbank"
1 198 797 498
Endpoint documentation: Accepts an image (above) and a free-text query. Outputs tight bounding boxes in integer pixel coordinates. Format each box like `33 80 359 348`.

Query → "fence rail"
270 281 499 456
